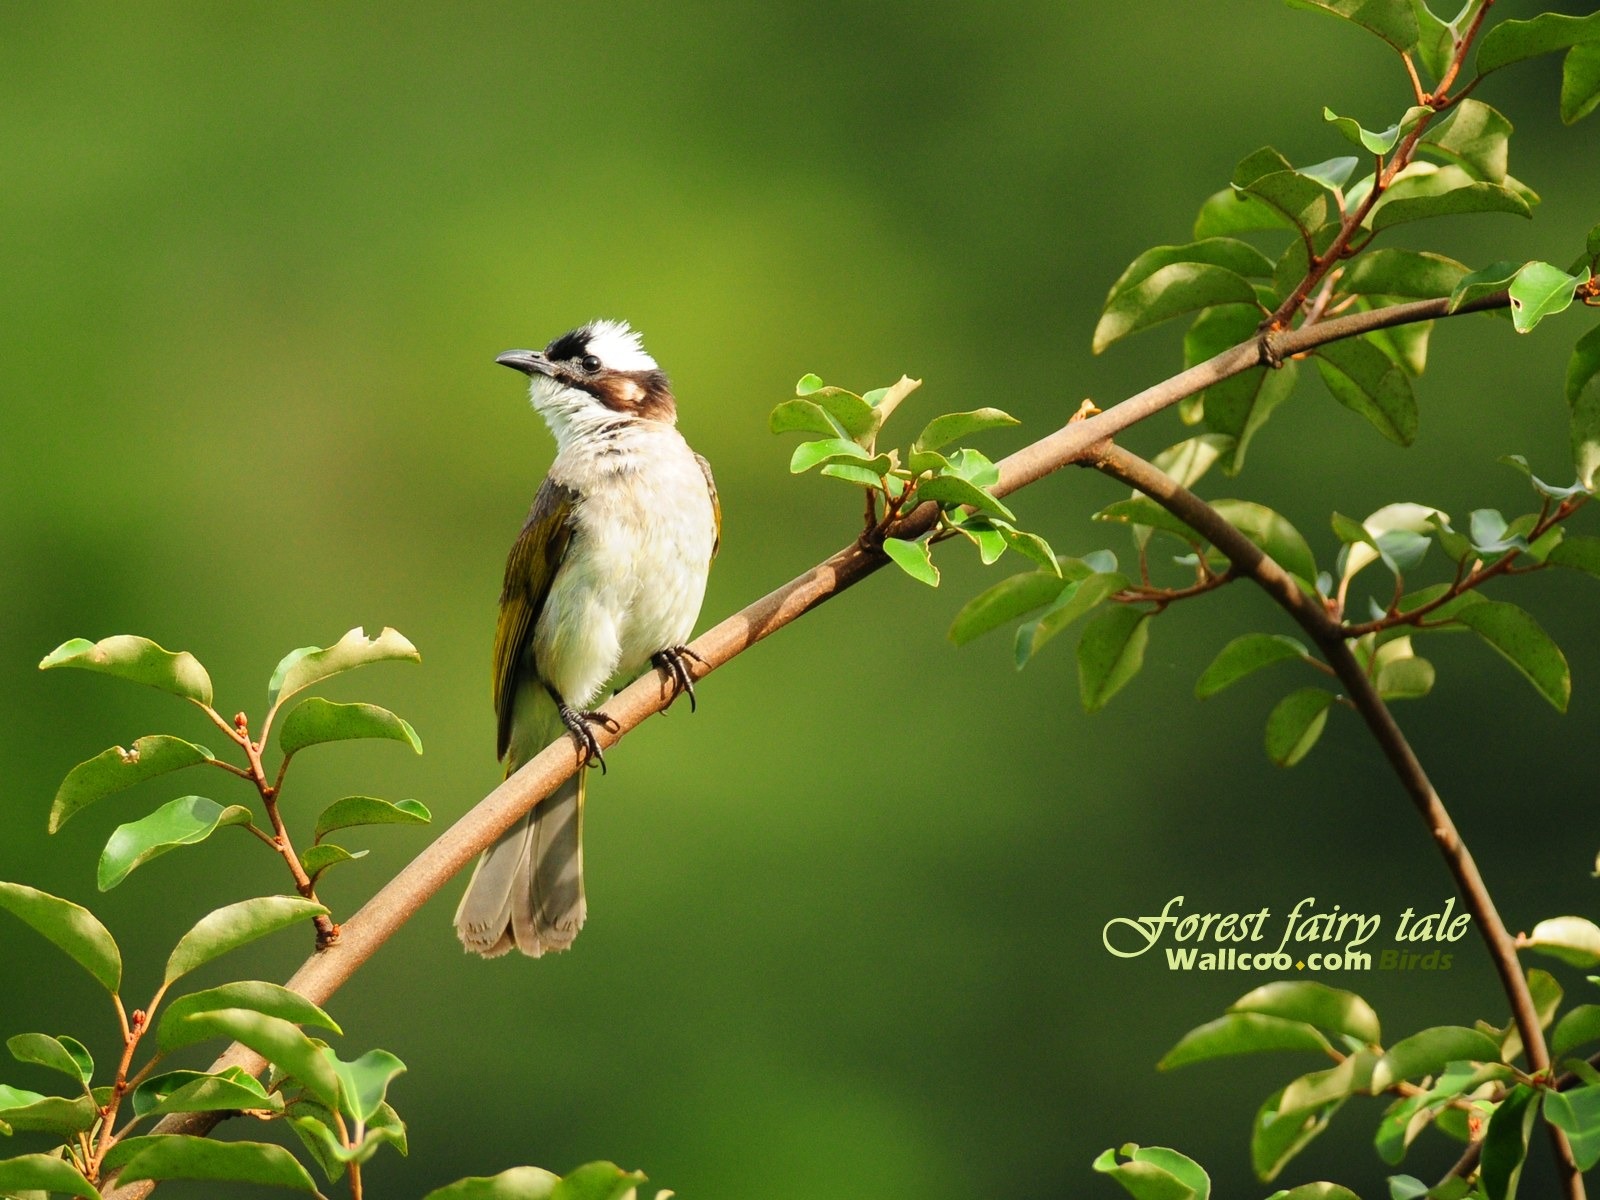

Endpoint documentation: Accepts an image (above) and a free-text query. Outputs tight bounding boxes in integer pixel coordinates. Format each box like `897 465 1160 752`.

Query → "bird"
454 319 720 958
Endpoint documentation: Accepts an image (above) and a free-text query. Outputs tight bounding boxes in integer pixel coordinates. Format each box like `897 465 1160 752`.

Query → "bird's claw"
557 701 614 772
652 645 704 712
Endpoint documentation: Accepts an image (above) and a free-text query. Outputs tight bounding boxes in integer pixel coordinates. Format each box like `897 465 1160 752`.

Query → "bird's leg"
549 686 616 773
652 645 704 712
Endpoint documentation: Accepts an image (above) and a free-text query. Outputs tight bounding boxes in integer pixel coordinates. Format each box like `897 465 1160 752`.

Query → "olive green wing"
695 452 722 560
493 478 579 760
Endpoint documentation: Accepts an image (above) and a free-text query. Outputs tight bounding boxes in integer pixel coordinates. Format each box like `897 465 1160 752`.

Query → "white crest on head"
582 319 657 372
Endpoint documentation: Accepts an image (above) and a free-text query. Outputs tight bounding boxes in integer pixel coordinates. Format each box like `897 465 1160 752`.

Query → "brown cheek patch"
593 370 676 421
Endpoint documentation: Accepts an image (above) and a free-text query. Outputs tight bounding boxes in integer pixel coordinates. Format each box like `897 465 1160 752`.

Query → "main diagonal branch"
1088 442 1583 1199
105 290 1511 1198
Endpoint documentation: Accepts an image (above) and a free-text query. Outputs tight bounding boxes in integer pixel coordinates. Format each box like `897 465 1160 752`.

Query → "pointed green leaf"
1369 165 1533 231
425 1167 563 1200
1265 688 1336 767
164 896 329 986
768 398 839 437
157 1008 339 1107
1548 534 1600 579
115 1135 319 1193
1563 41 1600 124
1285 0 1419 51
1151 434 1234 490
1015 572 1130 667
949 572 1068 646
159 981 340 1051
0 1087 98 1135
1231 980 1380 1044
7 1033 92 1084
993 523 1059 573
1313 336 1419 445
39 635 213 705
323 1048 406 1124
1545 1085 1600 1171
1211 500 1319 583
1522 916 1600 968
808 389 877 441
912 408 1020 453
1299 155 1360 190
913 475 1015 520
1508 262 1589 333
1104 239 1275 307
313 796 431 841
881 537 938 586
1077 608 1150 714
1480 1084 1537 1200
862 375 921 426
1420 99 1511 183
1093 497 1204 546
1342 249 1467 298
1091 1143 1209 1200
794 373 825 395
132 1069 281 1118
1255 1085 1342 1181
1370 1025 1502 1092
1183 304 1296 473
268 626 419 708
1553 1004 1600 1061
1453 600 1570 711
1411 0 1452 78
1193 188 1293 238
278 698 423 758
788 437 872 473
300 843 366 882
1093 263 1260 354
1196 635 1313 698
1477 10 1600 75
0 1155 100 1199
1160 1013 1331 1070
0 882 121 993
98 796 252 891
49 736 216 833
1323 104 1428 155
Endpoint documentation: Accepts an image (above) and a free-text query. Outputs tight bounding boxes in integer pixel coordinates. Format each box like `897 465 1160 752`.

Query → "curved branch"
104 290 1510 1198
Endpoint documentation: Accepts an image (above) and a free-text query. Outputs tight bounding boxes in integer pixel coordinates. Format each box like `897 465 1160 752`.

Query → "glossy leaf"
98 796 252 891
268 626 420 708
1183 304 1297 473
0 1087 97 1135
768 398 838 437
1480 1084 1537 1200
1368 165 1533 231
1091 1143 1210 1200
1370 1025 1501 1092
38 634 213 705
0 1155 101 1199
1568 325 1600 488
158 1007 339 1107
301 843 366 882
1421 99 1511 183
1521 916 1600 968
1014 572 1129 667
993 522 1060 573
1374 641 1435 701
49 735 215 833
1159 1013 1330 1070
0 882 121 993
1193 188 1292 238
1103 238 1274 306
1077 608 1150 714
808 389 877 440
7 1033 92 1084
1553 1004 1600 1061
1549 534 1600 579
1411 0 1452 77
1285 0 1419 51
1229 980 1381 1044
1238 170 1327 234
1564 41 1600 124
1477 10 1600 75
1195 634 1311 698
313 796 431 841
1453 600 1571 711
115 1135 319 1193
1508 262 1589 333
948 572 1068 646
1313 336 1418 445
1253 1085 1341 1182
1093 262 1259 354
132 1069 281 1118
1210 500 1319 583
1094 497 1204 546
278 698 423 758
1544 1085 1600 1170
882 537 938 587
1323 104 1428 155
323 1047 406 1124
788 437 872 473
1298 155 1359 190
425 1167 563 1199
1279 1051 1377 1114
1151 434 1233 490
164 895 329 986
1265 688 1336 767
862 375 921 425
1342 249 1467 298
159 980 342 1052
913 475 1015 520
912 408 1020 453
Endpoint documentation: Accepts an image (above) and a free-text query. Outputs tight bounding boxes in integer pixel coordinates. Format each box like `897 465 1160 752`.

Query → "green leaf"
1313 336 1419 445
550 1162 652 1200
951 516 1007 564
1369 166 1534 231
1193 188 1292 238
1104 239 1274 306
1015 572 1130 667
1508 262 1589 333
1279 1051 1378 1114
0 882 121 993
1210 500 1319 583
881 537 938 587
7 1033 93 1084
912 408 1020 453
1549 534 1600 579
1553 1004 1600 1061
424 1167 563 1200
1448 260 1521 314
0 1155 100 1199
949 572 1068 646
1342 249 1467 299
862 375 922 425
1094 497 1204 546
1568 325 1600 488
1183 305 1297 473
1544 1085 1600 1170
38 635 213 705
300 843 366 882
1195 634 1312 698
1077 608 1150 714
48 736 216 833
159 981 341 1052
164 895 329 986
809 390 877 441
993 523 1059 573
768 398 838 437
1370 1026 1502 1092
268 626 419 708
1522 916 1600 968
819 462 889 487
1238 172 1328 235
1285 0 1419 51
1564 41 1600 124
795 373 826 395
1254 1085 1342 1181
788 437 872 473
1411 0 1452 78
115 1135 319 1193
158 1008 339 1107
1159 1012 1331 1070
313 796 431 841
1093 263 1260 354
1477 10 1600 75
97 796 252 891
1480 1084 1537 1200
1421 99 1511 183
0 1087 98 1135
132 1069 281 1118
1298 155 1360 190
1229 980 1381 1044
913 475 1015 520
1151 434 1234 490
1324 104 1428 155
1453 600 1570 711
1374 642 1435 701
1091 1143 1210 1200
1265 688 1337 767
278 698 423 758
322 1047 405 1125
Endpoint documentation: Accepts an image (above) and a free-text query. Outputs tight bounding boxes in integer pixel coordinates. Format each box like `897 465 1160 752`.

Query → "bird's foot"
557 701 617 773
652 645 704 712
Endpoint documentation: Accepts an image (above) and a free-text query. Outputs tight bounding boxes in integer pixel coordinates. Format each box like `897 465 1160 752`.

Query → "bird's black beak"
495 349 556 377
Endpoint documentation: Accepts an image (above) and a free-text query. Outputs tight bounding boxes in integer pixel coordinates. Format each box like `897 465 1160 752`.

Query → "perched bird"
455 320 720 958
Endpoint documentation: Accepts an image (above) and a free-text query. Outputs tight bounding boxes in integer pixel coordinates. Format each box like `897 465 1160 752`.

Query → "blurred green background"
3 2 1599 1196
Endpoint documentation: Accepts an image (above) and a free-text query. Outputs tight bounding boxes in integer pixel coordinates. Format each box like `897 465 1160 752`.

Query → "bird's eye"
580 355 601 372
